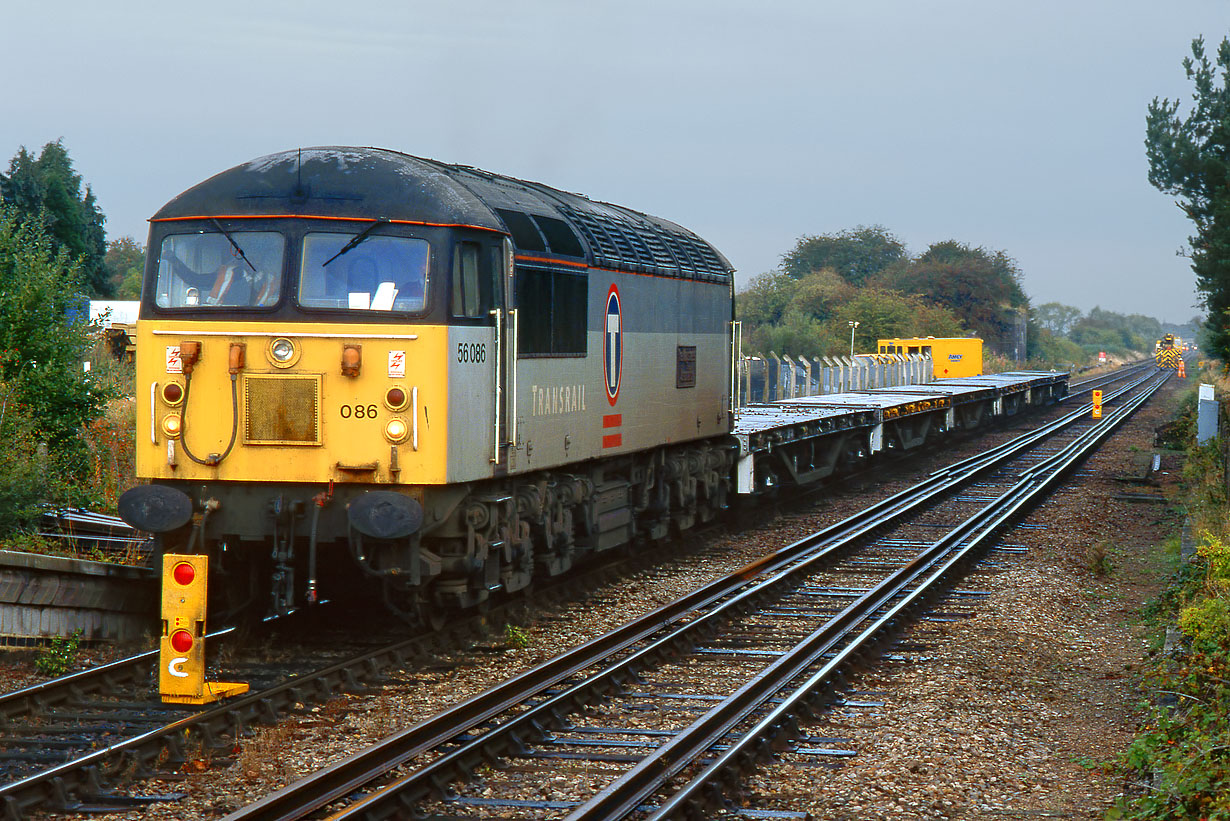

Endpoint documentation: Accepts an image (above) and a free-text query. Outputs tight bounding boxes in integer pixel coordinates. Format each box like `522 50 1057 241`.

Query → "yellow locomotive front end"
123 216 506 621
119 150 515 622
138 320 448 486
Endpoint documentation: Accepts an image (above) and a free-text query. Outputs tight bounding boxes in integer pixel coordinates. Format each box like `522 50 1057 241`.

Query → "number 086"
340 404 379 419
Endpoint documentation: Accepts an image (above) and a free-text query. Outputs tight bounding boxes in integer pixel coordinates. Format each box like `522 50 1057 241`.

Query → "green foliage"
1178 596 1230 652
0 205 108 451
0 141 109 297
1114 644 1230 819
34 630 82 677
869 242 1028 346
504 623 531 649
1196 531 1230 579
740 275 966 359
1145 36 1230 362
104 236 144 299
1034 302 1083 336
780 225 906 285
1114 407 1230 820
1025 323 1086 366
1067 307 1162 355
0 205 110 534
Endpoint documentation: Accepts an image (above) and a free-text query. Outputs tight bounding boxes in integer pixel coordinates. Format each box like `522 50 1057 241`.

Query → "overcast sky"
5 1 1227 322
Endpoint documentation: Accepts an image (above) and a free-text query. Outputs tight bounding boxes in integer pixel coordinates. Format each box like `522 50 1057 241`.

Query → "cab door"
493 238 516 470
447 238 510 479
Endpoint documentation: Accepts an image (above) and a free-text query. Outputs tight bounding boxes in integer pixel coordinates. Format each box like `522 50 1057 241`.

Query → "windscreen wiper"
210 218 259 274
322 218 389 267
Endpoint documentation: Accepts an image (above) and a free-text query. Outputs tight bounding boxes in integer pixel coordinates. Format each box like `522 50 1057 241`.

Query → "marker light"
341 344 362 378
170 630 193 653
384 418 410 443
162 414 183 438
173 562 195 586
385 386 408 410
162 382 184 406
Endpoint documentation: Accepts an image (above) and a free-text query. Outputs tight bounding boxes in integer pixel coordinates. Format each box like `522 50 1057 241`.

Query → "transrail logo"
604 284 622 406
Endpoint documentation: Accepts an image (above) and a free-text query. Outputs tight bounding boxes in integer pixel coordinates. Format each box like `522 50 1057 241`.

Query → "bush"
0 204 111 534
1177 596 1230 652
34 630 82 677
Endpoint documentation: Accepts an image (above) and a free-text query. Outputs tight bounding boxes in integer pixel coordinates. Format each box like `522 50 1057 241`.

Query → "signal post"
160 554 248 705
1092 390 1103 420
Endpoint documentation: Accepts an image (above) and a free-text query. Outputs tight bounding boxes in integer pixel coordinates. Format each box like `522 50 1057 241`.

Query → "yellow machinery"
877 337 983 379
1155 333 1182 369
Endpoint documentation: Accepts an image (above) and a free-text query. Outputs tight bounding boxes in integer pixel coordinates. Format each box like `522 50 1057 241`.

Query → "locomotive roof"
153 147 733 283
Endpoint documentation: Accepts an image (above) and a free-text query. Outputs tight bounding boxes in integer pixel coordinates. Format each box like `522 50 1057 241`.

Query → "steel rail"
930 367 1154 479
0 525 721 818
1067 360 1153 394
227 373 1162 821
0 622 433 818
635 372 1169 820
0 626 233 723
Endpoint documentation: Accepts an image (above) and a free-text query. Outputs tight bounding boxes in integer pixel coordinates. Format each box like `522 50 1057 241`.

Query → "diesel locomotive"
118 147 738 623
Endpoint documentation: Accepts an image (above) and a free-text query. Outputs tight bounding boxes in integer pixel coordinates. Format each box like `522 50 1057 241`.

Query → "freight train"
118 147 1067 625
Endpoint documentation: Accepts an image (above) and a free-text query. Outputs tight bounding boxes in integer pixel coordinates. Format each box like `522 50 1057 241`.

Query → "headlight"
384 418 409 443
271 338 295 361
267 337 299 367
162 414 182 438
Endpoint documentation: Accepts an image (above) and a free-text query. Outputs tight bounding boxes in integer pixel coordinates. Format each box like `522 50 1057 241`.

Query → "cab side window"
452 242 482 318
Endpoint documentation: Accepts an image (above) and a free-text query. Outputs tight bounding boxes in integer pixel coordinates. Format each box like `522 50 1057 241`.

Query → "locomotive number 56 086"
457 342 486 364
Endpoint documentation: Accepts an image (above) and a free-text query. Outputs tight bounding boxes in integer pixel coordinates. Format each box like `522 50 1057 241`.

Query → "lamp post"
848 320 860 357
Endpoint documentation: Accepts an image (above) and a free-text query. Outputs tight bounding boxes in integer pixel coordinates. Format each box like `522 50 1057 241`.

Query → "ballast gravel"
31 373 1182 820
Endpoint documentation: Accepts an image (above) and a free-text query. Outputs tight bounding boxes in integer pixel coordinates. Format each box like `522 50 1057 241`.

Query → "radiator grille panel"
243 375 321 445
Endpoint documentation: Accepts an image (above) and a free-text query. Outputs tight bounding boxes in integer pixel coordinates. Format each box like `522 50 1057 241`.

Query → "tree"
869 242 1028 349
0 204 106 452
780 225 906 285
1034 302 1083 336
104 236 145 299
828 288 966 354
0 141 110 297
1145 36 1230 359
1067 307 1162 355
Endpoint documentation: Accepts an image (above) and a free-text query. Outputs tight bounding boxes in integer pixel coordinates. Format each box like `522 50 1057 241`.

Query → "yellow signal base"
162 680 250 705
159 553 248 704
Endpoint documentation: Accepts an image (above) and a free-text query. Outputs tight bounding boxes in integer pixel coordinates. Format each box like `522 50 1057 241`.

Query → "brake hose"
178 370 240 466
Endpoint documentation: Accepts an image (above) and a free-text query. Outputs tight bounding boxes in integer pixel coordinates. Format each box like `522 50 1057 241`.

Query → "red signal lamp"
386 386 408 411
170 630 193 653
172 562 195 586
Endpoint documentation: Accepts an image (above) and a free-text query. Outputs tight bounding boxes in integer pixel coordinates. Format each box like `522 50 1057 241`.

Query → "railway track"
0 522 725 818
0 362 1166 819
214 368 1168 820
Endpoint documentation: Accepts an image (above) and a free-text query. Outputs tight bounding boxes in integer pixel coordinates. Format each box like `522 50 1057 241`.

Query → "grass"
34 630 82 677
